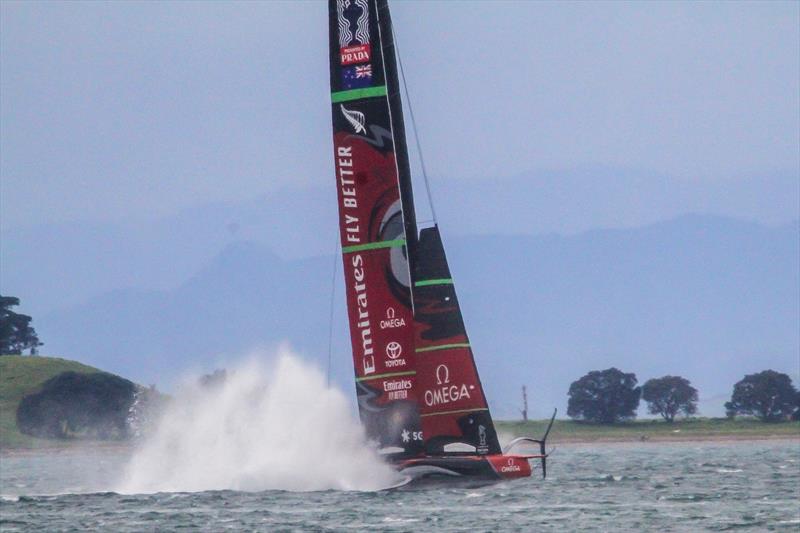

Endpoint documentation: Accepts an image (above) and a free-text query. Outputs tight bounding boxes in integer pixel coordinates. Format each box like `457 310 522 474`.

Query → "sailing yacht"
328 0 553 481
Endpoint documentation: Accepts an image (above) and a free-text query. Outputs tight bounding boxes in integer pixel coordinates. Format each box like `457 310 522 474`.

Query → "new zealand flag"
342 64 373 89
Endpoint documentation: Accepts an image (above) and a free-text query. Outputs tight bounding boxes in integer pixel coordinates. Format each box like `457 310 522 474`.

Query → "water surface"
2 440 798 531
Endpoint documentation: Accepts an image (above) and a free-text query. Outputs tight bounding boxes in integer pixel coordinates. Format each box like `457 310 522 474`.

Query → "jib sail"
412 226 502 455
328 0 422 455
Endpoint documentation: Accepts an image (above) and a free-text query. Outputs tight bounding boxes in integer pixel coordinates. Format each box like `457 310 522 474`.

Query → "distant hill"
35 215 799 418
2 169 797 318
0 355 102 447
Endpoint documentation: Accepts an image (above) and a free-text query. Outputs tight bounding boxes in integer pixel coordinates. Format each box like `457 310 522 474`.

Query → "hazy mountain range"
3 169 797 318
7 212 796 418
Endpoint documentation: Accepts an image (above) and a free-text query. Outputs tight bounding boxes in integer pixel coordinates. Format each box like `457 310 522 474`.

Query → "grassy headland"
0 355 103 449
496 417 800 444
2 355 797 450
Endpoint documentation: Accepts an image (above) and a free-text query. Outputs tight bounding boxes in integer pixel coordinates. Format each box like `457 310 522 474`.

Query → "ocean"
1 440 798 532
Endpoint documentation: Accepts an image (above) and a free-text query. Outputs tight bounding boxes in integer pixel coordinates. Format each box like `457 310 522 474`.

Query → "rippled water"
1 440 798 531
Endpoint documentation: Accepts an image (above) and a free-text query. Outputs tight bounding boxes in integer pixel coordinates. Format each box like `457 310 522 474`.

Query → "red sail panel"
329 0 422 454
413 227 502 455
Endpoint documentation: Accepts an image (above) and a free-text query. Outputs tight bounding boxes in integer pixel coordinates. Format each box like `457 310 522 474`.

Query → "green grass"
0 355 102 449
496 417 800 443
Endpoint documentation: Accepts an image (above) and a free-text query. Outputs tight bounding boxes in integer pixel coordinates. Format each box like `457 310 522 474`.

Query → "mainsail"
328 0 422 456
328 0 500 458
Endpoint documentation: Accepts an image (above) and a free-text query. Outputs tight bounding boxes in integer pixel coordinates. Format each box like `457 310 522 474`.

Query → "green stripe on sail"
420 407 489 418
342 239 405 253
414 278 453 287
356 370 416 382
331 85 388 103
415 343 471 353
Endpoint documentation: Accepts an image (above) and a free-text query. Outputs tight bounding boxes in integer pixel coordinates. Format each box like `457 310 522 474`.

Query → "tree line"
567 367 799 424
3 295 798 424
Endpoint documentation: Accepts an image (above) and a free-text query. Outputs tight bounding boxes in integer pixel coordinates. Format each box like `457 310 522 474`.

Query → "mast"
376 0 419 269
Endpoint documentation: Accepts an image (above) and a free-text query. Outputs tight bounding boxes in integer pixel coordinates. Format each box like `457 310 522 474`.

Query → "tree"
642 376 698 422
724 370 797 422
16 371 136 439
793 390 800 422
567 367 641 424
0 296 42 355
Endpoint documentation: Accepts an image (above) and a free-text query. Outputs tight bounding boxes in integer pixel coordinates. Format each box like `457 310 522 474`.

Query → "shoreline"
1 432 797 456
548 433 799 445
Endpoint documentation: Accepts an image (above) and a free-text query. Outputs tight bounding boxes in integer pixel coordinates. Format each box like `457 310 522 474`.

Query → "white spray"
117 347 403 493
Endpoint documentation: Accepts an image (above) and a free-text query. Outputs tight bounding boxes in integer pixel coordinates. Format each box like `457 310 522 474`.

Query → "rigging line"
325 236 340 387
391 20 438 224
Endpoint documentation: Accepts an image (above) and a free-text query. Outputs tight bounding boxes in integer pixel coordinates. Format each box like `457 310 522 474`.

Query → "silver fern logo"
340 105 366 134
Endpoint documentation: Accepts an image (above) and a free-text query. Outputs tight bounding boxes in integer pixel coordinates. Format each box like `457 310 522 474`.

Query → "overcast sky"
1 1 798 231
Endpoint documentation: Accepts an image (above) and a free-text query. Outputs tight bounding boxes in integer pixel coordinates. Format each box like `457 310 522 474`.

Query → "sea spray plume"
117 348 403 493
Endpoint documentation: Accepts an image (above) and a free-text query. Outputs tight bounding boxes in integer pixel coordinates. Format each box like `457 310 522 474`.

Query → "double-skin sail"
328 0 500 459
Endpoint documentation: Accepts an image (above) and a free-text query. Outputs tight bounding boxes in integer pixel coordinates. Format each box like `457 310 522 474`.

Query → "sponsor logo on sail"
380 307 406 329
386 341 402 359
340 44 371 66
337 0 371 65
383 379 413 400
436 364 450 385
424 364 475 407
351 253 375 375
384 340 406 368
384 378 411 400
334 146 373 375
383 378 412 392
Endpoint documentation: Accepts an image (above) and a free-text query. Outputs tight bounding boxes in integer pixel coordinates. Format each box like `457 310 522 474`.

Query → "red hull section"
396 454 536 481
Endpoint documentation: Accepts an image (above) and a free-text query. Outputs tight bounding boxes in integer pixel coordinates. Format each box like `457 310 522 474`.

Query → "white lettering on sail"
351 254 374 375
424 364 474 406
380 307 406 329
337 146 357 210
383 379 412 392
336 143 372 375
401 429 423 442
384 378 412 400
424 384 472 407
